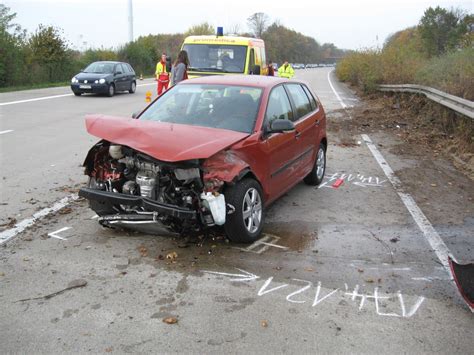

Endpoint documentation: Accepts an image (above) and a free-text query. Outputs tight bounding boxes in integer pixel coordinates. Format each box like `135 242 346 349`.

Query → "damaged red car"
79 75 327 243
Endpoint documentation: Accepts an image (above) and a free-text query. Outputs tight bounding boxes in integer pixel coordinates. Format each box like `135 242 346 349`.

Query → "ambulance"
181 29 268 78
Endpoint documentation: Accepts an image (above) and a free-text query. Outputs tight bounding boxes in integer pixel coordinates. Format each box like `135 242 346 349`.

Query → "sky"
3 0 473 50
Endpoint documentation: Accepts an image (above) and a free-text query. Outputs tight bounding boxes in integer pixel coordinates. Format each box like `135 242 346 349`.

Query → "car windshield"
183 44 247 73
84 62 115 74
139 84 262 134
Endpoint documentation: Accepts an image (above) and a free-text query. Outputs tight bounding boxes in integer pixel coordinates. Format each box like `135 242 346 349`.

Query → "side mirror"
132 112 139 119
252 65 261 75
268 119 295 133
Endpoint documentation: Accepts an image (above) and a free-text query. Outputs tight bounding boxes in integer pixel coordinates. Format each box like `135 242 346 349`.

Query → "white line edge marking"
0 194 79 245
0 81 156 106
48 227 71 240
361 134 453 276
327 69 347 109
0 93 73 106
0 130 14 135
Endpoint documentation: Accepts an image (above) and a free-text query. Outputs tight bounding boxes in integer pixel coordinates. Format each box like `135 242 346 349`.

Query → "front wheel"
304 143 326 186
73 91 82 96
224 178 264 243
107 83 115 97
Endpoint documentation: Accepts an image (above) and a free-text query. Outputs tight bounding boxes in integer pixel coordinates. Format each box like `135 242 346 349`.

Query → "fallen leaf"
390 237 399 243
357 268 364 273
166 252 178 261
304 267 314 272
163 317 178 324
366 278 374 283
0 272 5 277
260 320 268 328
430 183 437 187
105 347 113 352
59 207 73 215
138 245 148 257
275 266 282 271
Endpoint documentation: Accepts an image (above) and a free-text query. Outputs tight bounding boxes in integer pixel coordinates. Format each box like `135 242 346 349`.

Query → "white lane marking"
48 227 71 240
327 69 347 109
0 194 79 245
0 130 14 135
0 93 73 106
0 81 156 106
361 134 453 275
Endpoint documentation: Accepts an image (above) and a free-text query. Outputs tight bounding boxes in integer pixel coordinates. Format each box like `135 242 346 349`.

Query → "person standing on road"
278 61 294 79
155 52 170 95
267 60 275 76
171 50 189 86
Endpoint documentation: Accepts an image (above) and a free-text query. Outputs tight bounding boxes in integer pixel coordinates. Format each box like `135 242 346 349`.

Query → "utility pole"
128 0 134 42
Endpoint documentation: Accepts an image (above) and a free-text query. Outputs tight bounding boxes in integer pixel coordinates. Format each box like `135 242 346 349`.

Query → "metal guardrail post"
378 84 474 119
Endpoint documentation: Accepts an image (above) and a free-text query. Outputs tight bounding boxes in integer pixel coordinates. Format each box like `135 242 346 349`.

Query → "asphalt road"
0 68 472 353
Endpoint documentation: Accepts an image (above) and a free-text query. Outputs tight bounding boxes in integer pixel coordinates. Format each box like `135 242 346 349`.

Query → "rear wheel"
304 143 326 186
224 178 264 243
107 83 115 97
129 81 136 94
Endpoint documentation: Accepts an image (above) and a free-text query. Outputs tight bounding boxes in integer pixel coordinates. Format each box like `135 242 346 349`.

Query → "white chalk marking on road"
0 130 14 135
235 234 286 254
327 69 347 109
48 227 71 241
258 241 289 250
361 134 453 276
0 93 73 106
201 268 260 282
0 194 79 245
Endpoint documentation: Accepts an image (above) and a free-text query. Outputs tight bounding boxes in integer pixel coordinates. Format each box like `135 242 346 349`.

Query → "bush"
336 50 382 93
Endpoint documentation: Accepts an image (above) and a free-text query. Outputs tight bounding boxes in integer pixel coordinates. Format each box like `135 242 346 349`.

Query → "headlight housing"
71 77 78 83
99 78 106 84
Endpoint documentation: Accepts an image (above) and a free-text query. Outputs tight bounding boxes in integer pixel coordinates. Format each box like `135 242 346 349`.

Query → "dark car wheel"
224 178 264 243
107 83 115 97
73 91 82 96
129 81 136 94
304 143 326 186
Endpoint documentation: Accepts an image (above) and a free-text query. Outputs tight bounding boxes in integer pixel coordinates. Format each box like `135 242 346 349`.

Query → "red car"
79 75 327 243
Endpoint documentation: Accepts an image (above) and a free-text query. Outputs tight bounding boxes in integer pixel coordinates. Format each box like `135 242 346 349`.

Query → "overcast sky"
3 0 473 50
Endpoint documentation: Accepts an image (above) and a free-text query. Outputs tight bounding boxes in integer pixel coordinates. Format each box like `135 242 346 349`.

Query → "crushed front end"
79 141 229 235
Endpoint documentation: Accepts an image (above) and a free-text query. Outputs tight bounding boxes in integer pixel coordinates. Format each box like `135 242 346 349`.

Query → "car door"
114 64 125 91
260 85 300 199
284 83 319 180
121 63 132 89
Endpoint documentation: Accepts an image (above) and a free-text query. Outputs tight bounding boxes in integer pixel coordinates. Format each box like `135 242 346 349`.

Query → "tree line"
336 6 473 99
0 6 346 89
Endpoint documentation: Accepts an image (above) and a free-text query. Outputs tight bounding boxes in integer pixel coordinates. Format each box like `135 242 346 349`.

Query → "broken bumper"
79 187 197 219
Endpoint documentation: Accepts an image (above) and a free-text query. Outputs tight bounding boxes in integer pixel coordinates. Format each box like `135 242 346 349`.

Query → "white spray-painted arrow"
48 227 71 241
201 268 260 282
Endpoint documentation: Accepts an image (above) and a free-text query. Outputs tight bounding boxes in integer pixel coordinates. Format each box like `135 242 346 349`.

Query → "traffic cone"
139 73 143 80
145 91 152 103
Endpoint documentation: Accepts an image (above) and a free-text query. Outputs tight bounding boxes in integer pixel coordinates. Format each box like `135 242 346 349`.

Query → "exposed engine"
81 141 225 234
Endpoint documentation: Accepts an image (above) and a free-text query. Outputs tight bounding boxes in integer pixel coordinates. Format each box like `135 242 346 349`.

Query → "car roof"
180 75 292 89
92 61 124 65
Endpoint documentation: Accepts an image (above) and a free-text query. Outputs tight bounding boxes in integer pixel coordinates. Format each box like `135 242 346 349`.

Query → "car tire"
107 83 115 97
304 143 326 186
224 178 264 243
129 81 136 94
73 91 82 96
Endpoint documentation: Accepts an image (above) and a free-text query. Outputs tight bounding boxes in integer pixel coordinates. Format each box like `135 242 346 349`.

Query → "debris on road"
15 279 87 302
260 320 268 328
163 317 178 324
166 251 178 262
138 245 148 257
332 178 344 188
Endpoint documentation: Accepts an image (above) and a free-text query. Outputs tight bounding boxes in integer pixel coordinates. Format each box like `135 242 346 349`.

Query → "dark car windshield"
139 84 262 134
83 62 115 74
183 44 247 73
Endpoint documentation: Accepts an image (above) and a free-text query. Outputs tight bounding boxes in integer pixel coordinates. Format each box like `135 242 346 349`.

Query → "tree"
184 22 214 36
247 12 270 38
419 6 469 57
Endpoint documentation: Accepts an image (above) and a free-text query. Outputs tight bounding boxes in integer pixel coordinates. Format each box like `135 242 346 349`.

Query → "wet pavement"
0 68 473 353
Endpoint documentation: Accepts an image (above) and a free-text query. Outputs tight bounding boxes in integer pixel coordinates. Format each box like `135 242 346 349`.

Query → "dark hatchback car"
71 61 136 97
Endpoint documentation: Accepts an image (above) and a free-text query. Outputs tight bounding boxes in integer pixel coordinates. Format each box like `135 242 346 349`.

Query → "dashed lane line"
0 194 79 245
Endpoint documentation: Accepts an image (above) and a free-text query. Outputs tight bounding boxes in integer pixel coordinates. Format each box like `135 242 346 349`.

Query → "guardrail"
378 84 474 119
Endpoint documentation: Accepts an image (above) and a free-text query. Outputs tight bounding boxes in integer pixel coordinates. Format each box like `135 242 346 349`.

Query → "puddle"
264 221 319 251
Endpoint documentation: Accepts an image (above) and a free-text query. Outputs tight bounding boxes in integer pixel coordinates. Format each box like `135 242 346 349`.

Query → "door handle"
295 131 301 139
315 120 320 126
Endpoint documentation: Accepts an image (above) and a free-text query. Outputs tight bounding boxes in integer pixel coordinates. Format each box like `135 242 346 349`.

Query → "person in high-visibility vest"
278 61 295 79
155 52 170 95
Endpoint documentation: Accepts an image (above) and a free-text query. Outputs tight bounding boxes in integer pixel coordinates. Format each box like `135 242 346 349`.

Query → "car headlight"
71 77 78 83
94 80 98 84
99 78 106 84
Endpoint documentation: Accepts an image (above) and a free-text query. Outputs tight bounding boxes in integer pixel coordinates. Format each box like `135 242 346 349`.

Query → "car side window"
286 84 313 120
302 84 318 111
265 85 294 127
127 64 134 74
120 64 128 73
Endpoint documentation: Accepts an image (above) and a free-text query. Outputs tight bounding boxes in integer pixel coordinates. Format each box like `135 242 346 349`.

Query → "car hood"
85 114 250 162
76 72 111 80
